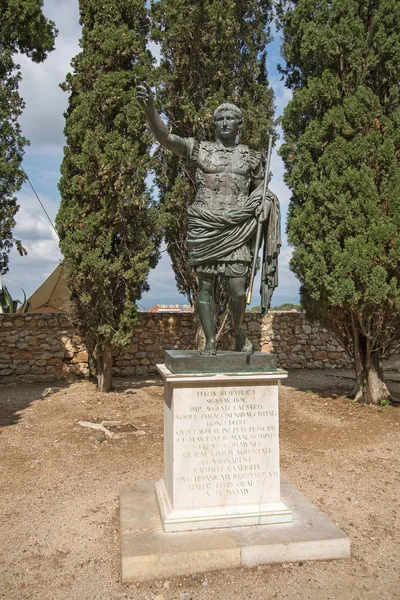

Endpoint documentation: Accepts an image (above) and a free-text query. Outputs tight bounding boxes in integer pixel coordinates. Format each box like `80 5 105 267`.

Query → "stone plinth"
164 349 277 374
155 359 292 532
120 478 351 583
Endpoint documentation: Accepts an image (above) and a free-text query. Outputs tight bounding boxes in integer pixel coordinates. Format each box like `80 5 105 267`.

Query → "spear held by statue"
246 134 274 306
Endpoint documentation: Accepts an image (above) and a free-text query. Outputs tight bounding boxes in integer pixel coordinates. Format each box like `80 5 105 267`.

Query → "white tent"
28 264 68 313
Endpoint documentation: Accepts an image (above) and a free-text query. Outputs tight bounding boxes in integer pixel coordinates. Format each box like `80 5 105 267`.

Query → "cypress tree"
150 0 275 339
0 1 56 274
278 0 400 403
57 0 160 392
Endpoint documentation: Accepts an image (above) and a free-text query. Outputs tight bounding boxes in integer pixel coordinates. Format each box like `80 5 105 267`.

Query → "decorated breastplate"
193 142 252 214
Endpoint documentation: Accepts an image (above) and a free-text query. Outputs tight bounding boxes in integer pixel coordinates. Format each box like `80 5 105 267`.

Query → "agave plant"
0 276 30 314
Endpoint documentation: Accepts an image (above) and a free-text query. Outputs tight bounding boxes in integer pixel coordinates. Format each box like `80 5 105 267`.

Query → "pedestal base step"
155 478 292 532
120 476 350 582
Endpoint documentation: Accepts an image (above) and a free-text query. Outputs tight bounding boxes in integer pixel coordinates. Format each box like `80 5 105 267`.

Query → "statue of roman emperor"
137 83 280 356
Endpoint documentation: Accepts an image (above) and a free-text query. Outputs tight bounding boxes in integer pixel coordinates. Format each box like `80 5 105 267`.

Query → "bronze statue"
137 83 280 355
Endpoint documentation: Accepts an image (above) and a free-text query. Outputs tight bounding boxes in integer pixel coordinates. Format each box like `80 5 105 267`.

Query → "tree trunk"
350 326 390 404
349 321 364 401
96 346 113 392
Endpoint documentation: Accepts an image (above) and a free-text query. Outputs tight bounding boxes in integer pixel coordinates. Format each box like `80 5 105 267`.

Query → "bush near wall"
0 312 353 385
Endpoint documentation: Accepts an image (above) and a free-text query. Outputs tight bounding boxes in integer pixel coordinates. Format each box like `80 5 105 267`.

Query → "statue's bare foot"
200 338 217 356
235 331 253 353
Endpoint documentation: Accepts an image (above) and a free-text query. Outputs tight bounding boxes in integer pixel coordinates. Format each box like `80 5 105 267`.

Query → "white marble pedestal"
119 358 350 582
155 365 292 532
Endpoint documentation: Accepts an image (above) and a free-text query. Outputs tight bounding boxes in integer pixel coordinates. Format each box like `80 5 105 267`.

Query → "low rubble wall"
0 312 353 384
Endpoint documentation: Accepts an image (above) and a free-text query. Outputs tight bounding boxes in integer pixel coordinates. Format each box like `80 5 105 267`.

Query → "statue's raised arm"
136 82 188 159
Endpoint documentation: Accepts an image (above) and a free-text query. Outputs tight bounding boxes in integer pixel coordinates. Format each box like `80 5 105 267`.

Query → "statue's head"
213 103 243 142
213 103 243 122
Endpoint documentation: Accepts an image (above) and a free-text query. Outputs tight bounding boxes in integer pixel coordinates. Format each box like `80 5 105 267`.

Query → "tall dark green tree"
150 0 275 340
278 0 400 403
57 0 160 392
0 0 56 274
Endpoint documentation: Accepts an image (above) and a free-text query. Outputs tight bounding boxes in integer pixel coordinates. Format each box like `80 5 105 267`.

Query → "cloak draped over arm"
187 185 281 313
260 192 281 314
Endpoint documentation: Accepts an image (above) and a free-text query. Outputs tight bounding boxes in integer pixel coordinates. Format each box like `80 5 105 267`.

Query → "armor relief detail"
192 141 262 214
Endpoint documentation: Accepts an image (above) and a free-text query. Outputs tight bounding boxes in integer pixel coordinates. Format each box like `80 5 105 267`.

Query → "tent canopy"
28 264 68 313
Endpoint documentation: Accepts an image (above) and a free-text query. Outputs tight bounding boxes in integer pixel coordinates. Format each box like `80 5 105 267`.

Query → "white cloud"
17 0 81 154
16 185 59 224
16 237 60 266
5 187 61 298
13 207 55 241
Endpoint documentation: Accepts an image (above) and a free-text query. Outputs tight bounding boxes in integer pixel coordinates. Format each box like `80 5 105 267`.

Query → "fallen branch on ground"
77 420 121 438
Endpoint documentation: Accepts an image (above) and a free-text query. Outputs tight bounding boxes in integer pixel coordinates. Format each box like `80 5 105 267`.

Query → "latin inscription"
174 385 280 505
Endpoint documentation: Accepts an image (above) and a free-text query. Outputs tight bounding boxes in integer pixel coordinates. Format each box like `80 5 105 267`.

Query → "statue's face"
214 110 241 140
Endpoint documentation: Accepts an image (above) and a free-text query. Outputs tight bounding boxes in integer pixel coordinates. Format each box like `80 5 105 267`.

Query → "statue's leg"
197 273 217 355
226 275 253 353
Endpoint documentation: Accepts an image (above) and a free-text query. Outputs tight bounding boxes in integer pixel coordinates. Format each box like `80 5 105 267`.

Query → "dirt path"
0 371 399 600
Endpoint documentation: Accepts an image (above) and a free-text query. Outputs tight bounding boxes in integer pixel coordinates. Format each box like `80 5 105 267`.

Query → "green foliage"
247 305 261 312
0 276 30 313
150 0 276 304
0 1 57 274
278 0 400 402
247 303 303 312
377 397 391 407
56 0 161 370
270 303 303 311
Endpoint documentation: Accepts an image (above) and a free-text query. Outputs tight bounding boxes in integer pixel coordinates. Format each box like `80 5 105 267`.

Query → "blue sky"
6 0 300 310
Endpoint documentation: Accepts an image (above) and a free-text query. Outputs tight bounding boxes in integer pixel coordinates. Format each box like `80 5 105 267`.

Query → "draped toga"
182 138 281 313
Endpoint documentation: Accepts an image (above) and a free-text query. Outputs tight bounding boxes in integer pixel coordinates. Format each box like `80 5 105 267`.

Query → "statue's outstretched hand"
136 81 153 111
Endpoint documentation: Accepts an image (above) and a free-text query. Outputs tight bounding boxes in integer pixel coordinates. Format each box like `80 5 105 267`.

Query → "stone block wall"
0 313 88 384
112 313 196 377
256 313 351 369
0 311 353 385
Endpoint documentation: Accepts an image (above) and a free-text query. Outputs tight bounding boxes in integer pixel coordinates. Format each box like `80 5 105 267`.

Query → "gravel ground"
0 370 399 600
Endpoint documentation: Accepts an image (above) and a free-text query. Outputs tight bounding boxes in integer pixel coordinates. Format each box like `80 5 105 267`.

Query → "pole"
246 135 273 305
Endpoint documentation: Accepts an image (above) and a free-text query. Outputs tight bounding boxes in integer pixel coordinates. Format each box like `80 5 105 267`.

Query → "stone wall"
0 312 353 384
0 311 353 384
0 313 88 384
253 312 351 370
112 312 196 377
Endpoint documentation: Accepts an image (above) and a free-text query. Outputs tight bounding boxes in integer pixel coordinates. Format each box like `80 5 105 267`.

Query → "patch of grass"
377 398 391 407
377 397 391 412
